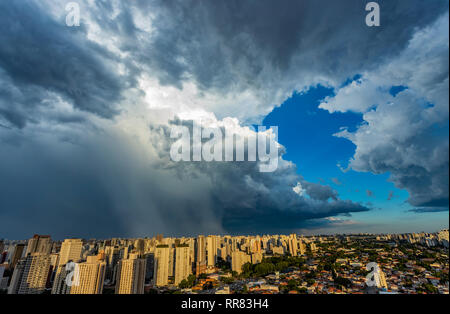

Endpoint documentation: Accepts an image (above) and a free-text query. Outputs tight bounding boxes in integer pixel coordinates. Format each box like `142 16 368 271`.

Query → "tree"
179 279 189 289
334 277 352 288
241 262 253 277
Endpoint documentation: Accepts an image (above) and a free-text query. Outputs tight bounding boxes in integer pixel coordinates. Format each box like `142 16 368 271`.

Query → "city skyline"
1 231 448 295
2 228 449 242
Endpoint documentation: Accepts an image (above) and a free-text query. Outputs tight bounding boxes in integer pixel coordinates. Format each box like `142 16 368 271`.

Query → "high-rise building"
70 255 106 294
144 253 154 284
174 245 191 285
52 254 106 294
251 252 263 264
134 239 145 254
375 267 388 290
288 234 297 256
58 239 83 266
26 235 52 255
154 246 170 287
8 253 51 294
207 235 218 267
196 235 206 265
115 253 146 294
250 237 261 254
9 244 25 269
298 239 306 255
231 251 251 274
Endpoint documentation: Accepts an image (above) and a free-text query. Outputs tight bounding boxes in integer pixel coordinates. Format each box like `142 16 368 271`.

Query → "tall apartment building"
196 236 207 275
25 235 52 255
8 253 51 294
174 245 191 285
375 267 388 290
69 255 106 294
58 239 83 266
154 245 170 286
250 237 261 254
9 244 25 268
251 252 263 264
115 253 146 294
231 251 251 274
288 234 297 256
144 253 154 284
53 255 106 294
298 239 306 255
207 235 218 267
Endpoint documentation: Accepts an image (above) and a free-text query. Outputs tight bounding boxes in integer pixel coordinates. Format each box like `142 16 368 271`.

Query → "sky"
0 0 448 239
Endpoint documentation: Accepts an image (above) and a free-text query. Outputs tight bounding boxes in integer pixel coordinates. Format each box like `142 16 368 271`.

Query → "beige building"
26 235 52 255
70 255 106 294
231 250 251 274
298 239 306 255
115 253 146 294
8 253 51 294
207 235 219 267
375 267 388 290
154 246 170 286
174 245 191 285
288 234 297 256
58 239 83 266
196 235 206 265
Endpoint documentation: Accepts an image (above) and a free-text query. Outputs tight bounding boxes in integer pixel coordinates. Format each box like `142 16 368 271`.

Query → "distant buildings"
1 230 448 294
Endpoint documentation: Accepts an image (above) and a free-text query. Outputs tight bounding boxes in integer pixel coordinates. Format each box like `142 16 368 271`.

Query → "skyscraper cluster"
0 233 313 294
0 230 448 294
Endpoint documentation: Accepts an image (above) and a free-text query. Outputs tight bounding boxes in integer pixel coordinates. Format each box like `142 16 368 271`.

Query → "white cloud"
321 13 449 208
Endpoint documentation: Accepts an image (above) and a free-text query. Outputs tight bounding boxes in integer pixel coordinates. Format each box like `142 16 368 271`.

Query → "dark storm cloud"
302 181 338 201
148 119 370 234
407 207 449 214
0 125 223 239
0 131 127 239
0 1 129 128
146 0 446 91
